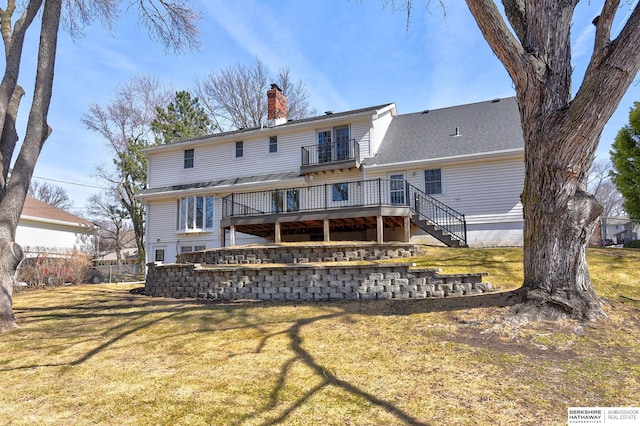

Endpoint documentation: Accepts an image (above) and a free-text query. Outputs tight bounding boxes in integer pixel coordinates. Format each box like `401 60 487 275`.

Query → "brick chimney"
267 83 287 126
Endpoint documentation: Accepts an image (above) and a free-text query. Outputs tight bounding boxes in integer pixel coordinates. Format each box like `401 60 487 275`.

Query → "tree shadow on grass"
217 290 521 425
5 285 523 424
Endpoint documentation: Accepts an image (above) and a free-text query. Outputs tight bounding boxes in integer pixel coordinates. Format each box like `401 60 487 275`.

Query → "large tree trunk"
517 101 605 320
0 240 23 331
465 0 640 320
0 0 61 331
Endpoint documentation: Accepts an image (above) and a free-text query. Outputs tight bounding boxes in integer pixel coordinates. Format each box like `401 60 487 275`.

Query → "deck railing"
221 178 467 245
301 139 359 166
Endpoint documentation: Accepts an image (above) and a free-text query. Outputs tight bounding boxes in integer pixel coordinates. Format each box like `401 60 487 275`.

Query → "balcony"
300 139 360 174
220 178 467 247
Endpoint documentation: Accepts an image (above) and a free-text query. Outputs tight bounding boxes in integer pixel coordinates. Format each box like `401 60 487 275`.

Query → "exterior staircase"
406 183 468 248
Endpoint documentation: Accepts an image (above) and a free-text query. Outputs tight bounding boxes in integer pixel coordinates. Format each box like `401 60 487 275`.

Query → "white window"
424 169 442 195
389 173 406 204
271 189 300 213
332 182 349 202
184 149 194 168
181 245 206 253
317 130 332 163
235 141 244 158
317 126 350 163
269 136 277 153
177 196 215 232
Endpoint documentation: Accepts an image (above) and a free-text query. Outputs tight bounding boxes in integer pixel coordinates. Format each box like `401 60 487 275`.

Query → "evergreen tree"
610 101 640 220
151 91 212 144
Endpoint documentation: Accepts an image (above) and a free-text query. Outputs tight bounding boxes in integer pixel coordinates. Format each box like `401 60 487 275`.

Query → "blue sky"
16 0 640 216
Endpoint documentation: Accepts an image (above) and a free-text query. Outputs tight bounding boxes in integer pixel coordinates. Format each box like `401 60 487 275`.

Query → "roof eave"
364 148 524 171
141 103 396 155
20 215 98 230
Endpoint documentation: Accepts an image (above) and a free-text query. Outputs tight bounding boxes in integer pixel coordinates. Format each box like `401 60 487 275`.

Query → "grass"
2 247 639 425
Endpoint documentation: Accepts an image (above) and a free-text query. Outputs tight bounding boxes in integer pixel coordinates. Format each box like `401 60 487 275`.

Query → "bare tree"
0 0 200 332
82 74 172 270
588 160 625 218
196 58 316 132
87 190 132 275
28 181 73 211
394 1 640 320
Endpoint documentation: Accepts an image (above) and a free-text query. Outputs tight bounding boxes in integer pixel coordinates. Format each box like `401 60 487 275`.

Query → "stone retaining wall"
145 263 491 301
177 243 422 265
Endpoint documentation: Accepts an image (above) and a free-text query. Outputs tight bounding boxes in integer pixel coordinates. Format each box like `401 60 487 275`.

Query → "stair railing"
406 182 467 245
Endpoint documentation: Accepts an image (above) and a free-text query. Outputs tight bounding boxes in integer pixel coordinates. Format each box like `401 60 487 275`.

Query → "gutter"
20 215 98 230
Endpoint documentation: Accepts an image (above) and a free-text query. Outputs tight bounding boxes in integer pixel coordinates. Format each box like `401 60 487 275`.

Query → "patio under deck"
220 205 413 246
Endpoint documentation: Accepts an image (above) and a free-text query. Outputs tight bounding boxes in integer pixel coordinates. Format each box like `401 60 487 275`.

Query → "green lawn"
1 247 639 425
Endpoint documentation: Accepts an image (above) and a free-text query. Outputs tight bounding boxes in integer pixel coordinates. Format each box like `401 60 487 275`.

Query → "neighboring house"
140 85 525 264
592 216 640 246
17 196 97 257
94 247 140 276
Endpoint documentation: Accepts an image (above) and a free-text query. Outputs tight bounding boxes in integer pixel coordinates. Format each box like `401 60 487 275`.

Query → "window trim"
184 149 194 168
424 168 443 195
235 141 244 158
332 182 349 202
269 135 278 153
317 125 351 162
317 129 332 163
176 195 215 233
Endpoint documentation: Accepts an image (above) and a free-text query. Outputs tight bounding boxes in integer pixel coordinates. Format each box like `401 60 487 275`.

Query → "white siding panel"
146 199 176 244
371 108 394 156
351 121 372 160
365 158 524 224
147 117 377 190
16 220 93 254
438 160 524 221
148 134 306 188
147 196 270 263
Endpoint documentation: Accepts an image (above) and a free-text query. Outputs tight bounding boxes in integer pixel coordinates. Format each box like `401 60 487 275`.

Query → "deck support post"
323 218 330 242
404 216 411 242
275 222 281 243
221 227 226 247
376 216 384 243
229 225 236 247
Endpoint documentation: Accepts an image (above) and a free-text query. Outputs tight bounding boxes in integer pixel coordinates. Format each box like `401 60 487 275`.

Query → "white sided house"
17 196 97 256
140 86 525 264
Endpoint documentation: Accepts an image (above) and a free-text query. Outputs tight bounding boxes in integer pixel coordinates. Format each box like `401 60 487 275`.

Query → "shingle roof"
364 97 523 166
140 170 303 196
22 196 95 227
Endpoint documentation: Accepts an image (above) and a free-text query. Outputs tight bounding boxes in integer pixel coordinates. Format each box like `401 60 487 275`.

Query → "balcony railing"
301 139 360 168
221 178 467 245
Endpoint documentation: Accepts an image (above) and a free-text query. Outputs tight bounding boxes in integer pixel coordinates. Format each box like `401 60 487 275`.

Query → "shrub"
16 251 92 287
623 240 640 248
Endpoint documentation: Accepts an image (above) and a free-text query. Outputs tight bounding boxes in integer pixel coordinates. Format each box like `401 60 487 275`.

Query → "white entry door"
388 173 406 205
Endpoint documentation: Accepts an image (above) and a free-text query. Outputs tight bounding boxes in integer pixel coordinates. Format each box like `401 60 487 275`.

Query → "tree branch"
569 3 640 151
592 0 619 59
464 0 531 85
502 0 526 43
2 0 61 238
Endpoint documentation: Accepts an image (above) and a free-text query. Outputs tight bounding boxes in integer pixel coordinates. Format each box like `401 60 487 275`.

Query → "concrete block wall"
145 263 492 301
177 243 423 265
